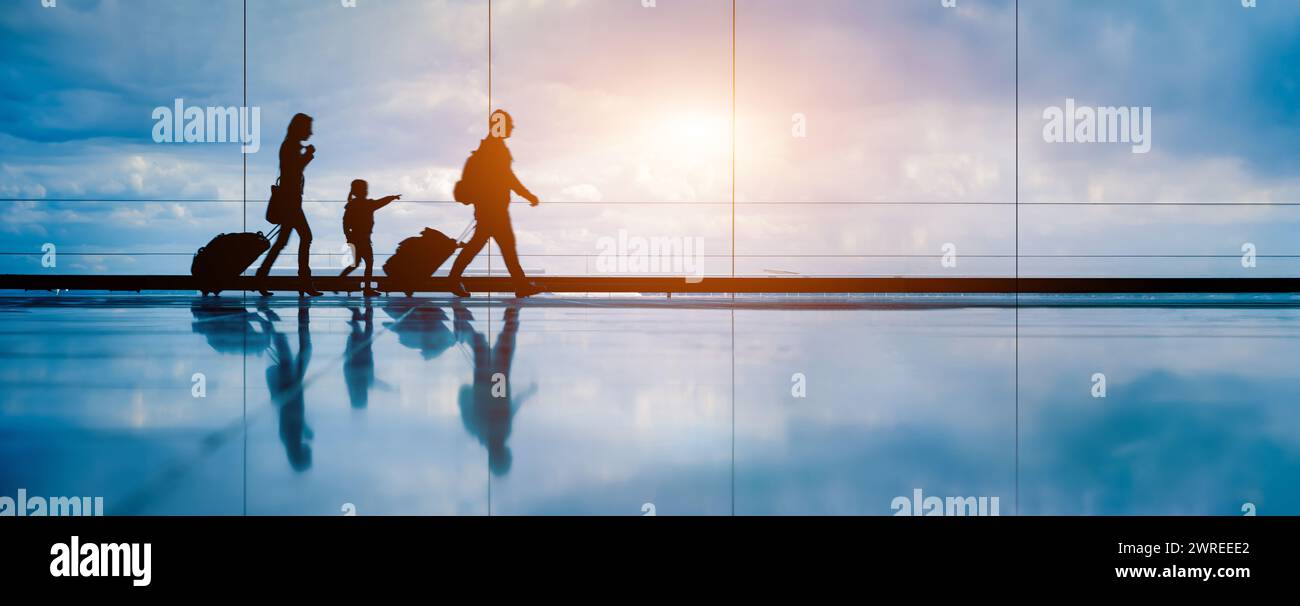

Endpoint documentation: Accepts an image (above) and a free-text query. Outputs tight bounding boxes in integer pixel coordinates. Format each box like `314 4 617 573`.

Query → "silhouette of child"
339 179 400 297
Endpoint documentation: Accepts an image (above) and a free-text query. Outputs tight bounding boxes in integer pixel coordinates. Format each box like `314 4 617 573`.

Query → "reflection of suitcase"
191 227 278 296
383 223 472 296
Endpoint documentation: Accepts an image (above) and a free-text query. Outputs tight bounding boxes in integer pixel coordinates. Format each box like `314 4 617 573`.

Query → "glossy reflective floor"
1 293 1298 515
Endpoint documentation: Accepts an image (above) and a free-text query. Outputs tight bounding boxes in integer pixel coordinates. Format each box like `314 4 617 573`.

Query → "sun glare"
643 110 731 165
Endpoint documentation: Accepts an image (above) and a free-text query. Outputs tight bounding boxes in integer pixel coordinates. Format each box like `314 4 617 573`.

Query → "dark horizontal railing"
6 199 1300 205
2 275 1299 294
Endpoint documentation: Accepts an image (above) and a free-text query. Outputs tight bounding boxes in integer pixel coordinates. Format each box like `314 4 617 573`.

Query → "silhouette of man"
447 110 542 299
454 302 536 476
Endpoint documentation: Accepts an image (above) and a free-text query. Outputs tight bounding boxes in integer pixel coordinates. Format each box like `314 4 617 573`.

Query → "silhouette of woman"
257 113 322 297
260 300 314 472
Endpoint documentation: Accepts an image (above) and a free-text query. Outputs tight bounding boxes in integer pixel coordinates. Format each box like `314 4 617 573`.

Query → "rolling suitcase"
191 226 279 296
383 222 473 297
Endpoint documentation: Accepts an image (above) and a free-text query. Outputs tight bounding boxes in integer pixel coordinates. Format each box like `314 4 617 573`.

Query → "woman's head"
348 179 368 201
286 113 314 142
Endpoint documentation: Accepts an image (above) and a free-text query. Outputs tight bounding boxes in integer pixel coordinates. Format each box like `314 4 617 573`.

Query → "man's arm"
507 170 539 206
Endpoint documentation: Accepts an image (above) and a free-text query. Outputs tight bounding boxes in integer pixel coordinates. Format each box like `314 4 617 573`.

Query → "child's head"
348 179 368 202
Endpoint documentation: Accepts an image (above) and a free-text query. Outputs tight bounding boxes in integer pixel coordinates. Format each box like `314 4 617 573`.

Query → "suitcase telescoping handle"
455 220 476 248
266 225 282 242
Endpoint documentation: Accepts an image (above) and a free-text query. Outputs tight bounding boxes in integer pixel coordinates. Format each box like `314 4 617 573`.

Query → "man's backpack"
452 144 485 205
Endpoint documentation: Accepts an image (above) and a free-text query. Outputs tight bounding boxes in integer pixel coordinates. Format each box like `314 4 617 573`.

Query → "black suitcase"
191 227 278 296
383 225 467 297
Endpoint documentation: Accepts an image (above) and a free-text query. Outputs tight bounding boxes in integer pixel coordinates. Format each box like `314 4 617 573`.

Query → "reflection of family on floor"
191 299 533 476
195 109 542 299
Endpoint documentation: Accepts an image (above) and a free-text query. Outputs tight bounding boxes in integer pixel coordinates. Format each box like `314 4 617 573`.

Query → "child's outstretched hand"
526 193 540 207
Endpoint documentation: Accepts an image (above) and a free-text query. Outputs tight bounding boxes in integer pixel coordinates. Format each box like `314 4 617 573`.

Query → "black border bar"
1 515 1291 594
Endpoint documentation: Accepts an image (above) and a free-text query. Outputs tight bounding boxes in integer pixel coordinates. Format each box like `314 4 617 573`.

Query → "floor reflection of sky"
0 294 1296 516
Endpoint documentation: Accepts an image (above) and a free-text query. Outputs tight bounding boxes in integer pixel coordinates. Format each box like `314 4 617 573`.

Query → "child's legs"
340 238 361 276
358 241 375 281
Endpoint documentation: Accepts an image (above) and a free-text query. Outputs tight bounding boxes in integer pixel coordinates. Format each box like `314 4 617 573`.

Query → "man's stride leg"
492 220 540 298
447 229 490 298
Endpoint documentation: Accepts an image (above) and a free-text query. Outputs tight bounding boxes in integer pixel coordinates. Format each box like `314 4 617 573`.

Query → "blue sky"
1 0 1298 277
